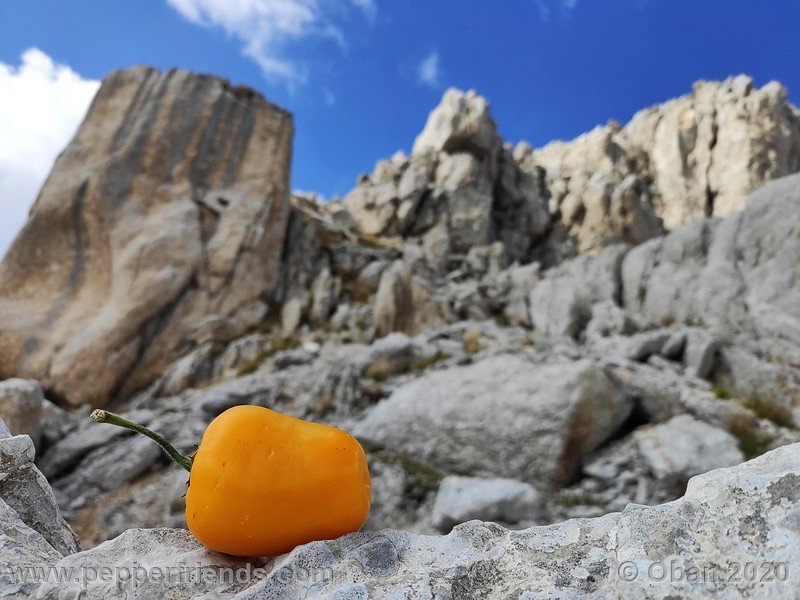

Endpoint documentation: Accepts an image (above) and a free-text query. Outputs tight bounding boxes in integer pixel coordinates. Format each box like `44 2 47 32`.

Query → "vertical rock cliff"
0 67 293 406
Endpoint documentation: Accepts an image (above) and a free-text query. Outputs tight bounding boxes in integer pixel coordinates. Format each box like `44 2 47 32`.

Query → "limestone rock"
362 332 438 380
355 356 631 488
36 529 266 599
344 89 548 266
372 260 447 337
683 328 719 378
0 424 80 558
0 497 63 598
0 66 293 407
411 88 501 158
431 475 540 532
622 173 800 403
533 76 800 255
530 124 664 253
626 76 800 228
529 244 627 338
634 415 744 485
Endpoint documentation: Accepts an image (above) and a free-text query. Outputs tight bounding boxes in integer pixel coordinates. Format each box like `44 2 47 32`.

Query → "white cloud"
417 52 440 88
0 48 99 258
535 0 578 20
351 0 376 22
167 0 375 86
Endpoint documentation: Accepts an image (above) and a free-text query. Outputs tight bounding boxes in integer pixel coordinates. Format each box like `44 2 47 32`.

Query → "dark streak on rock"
222 100 256 188
100 70 173 214
20 179 91 364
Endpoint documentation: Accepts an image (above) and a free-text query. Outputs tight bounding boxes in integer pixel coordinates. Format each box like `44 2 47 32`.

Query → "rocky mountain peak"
411 88 501 159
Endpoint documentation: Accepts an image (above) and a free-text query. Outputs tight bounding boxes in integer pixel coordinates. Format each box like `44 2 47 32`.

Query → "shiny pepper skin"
185 405 371 556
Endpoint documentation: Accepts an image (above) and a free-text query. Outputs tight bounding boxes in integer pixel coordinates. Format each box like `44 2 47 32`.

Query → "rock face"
622 173 800 408
535 76 800 252
0 66 293 406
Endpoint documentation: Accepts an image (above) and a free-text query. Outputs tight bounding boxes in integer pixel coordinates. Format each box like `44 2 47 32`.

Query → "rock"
70 469 188 549
435 152 495 252
0 378 44 446
157 343 215 396
683 328 718 378
355 356 632 488
493 148 551 260
0 66 293 407
411 88 501 159
622 174 800 404
584 300 639 344
635 415 744 485
309 267 341 326
0 425 80 557
344 89 548 266
531 123 664 253
660 330 686 359
431 475 540 532
534 76 800 255
626 76 800 228
373 260 447 337
37 529 266 599
599 330 670 362
500 262 541 326
0 497 64 598
215 334 269 377
54 433 164 516
362 332 436 380
529 245 627 339
280 296 305 336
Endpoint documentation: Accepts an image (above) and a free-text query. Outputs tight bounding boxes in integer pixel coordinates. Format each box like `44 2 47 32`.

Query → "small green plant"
409 352 450 373
727 413 776 459
236 353 266 377
550 490 604 508
712 385 733 400
742 395 795 429
360 441 443 505
266 334 301 357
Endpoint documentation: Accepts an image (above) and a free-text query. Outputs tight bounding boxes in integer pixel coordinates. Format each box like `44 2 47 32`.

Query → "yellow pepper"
91 405 371 557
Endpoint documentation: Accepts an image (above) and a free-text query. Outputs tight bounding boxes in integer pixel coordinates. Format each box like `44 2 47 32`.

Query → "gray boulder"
529 244 627 338
431 475 540 532
0 425 79 557
635 414 744 484
355 355 632 488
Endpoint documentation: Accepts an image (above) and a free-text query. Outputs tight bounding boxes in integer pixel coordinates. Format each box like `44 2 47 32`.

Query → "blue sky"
1 1 799 253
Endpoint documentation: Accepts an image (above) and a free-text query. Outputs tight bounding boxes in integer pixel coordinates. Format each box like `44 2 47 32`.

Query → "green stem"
91 409 193 472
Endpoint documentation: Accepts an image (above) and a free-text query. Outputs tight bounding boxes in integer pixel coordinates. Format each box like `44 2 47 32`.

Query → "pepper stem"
90 409 193 472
